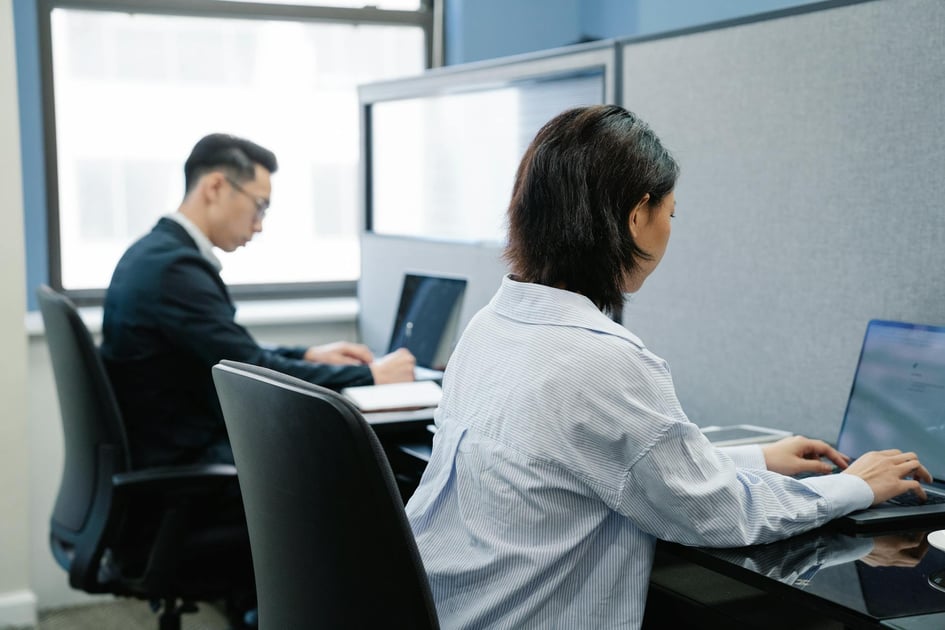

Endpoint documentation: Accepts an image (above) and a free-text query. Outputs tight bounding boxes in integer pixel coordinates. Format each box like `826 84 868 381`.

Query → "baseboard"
0 589 38 628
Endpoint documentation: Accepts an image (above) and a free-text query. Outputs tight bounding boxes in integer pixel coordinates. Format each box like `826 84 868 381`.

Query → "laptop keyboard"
887 491 945 507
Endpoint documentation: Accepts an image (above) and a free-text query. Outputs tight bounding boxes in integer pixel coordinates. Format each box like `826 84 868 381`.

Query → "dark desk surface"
655 527 945 629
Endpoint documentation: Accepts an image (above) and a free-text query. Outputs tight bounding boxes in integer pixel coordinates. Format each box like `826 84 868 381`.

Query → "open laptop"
385 273 467 381
830 320 945 533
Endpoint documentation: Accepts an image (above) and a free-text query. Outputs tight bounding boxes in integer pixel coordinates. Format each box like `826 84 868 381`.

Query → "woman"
405 105 928 629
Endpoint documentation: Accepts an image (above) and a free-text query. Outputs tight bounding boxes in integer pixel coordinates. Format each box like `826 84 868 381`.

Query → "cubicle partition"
617 0 945 439
357 41 618 353
357 233 506 359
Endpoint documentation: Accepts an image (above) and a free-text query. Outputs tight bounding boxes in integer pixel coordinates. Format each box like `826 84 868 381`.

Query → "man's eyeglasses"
225 176 270 222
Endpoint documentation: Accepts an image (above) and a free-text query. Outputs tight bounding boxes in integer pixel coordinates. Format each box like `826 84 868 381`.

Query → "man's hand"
761 436 850 476
369 348 416 385
304 341 373 366
842 449 932 506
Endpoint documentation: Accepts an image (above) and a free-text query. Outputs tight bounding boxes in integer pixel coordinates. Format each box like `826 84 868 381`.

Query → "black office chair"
212 360 440 629
37 285 253 630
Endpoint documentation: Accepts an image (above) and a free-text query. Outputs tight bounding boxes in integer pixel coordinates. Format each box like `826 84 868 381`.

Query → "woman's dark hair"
183 133 278 193
504 105 679 314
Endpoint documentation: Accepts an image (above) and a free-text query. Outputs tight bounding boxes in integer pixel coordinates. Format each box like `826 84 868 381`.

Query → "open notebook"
341 380 442 413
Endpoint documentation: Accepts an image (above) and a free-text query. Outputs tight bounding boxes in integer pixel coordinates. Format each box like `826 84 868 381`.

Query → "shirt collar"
489 274 645 348
167 212 222 272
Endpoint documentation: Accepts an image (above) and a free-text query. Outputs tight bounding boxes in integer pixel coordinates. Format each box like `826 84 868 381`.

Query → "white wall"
0 0 36 626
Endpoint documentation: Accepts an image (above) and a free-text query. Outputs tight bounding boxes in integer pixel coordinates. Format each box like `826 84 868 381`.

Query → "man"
102 133 415 468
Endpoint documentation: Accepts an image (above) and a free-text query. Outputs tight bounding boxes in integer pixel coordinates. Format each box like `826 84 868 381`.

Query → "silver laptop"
386 273 467 381
831 320 945 533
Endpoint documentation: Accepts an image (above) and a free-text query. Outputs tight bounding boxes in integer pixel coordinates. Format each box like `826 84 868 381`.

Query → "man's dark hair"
183 133 278 194
504 105 679 314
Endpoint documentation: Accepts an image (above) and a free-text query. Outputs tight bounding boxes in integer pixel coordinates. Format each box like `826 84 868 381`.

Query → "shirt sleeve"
718 444 766 469
617 420 873 547
157 258 373 390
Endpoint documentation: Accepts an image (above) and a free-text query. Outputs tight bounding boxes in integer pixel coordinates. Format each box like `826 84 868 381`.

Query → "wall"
580 0 636 41
0 0 35 625
634 0 824 35
444 0 583 65
12 0 44 314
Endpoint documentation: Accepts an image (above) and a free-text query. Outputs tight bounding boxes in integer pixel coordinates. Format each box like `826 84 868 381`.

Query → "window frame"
36 0 441 305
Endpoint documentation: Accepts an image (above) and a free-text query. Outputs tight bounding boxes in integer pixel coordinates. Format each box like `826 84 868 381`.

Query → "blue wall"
13 0 47 311
580 0 637 43
445 0 827 64
633 0 825 36
444 0 583 66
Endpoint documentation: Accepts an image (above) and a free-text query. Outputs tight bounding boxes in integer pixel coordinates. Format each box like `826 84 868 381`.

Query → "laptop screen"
836 320 945 480
387 273 467 370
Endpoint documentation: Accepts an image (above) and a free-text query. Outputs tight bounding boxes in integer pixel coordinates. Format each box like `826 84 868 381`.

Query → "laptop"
385 273 467 381
830 320 945 533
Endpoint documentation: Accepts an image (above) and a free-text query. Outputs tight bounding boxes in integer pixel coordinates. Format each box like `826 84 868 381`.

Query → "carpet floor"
2 597 231 630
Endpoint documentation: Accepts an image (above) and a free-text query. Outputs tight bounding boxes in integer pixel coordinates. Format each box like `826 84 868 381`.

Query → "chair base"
151 598 196 630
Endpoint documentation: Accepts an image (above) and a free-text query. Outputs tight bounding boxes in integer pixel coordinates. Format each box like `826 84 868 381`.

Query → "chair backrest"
37 285 130 581
212 360 440 629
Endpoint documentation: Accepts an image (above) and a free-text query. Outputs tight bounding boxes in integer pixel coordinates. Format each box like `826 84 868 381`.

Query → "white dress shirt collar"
167 212 222 272
491 274 644 349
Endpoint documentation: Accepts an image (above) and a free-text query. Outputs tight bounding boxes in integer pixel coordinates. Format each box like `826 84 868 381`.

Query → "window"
368 71 604 243
42 1 431 297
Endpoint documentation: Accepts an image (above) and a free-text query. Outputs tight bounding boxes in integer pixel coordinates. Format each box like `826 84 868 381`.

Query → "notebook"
386 273 467 381
341 380 442 413
830 320 945 533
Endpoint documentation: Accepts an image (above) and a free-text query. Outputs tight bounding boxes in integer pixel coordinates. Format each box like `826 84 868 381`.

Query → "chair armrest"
107 464 242 592
113 464 237 497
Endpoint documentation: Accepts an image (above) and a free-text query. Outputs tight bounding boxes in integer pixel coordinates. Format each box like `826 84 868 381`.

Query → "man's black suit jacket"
101 218 373 467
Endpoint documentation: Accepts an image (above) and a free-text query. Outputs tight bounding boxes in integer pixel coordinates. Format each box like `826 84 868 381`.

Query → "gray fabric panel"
358 233 508 354
620 0 945 440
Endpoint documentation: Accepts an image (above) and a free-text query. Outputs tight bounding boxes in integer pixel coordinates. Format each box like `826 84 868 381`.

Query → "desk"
651 528 945 629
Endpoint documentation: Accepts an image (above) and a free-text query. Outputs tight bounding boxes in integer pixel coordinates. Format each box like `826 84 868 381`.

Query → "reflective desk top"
658 527 945 629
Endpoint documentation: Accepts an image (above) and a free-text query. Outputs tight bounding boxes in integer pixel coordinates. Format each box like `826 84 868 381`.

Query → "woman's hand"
761 436 851 476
